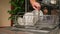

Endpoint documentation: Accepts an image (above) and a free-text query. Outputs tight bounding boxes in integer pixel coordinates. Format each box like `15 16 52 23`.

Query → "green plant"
8 0 25 20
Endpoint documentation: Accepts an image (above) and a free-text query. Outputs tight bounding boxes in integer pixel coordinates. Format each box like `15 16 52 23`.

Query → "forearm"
30 0 36 4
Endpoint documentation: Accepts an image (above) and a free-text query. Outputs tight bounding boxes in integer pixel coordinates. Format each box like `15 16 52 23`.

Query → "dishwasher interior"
12 0 60 34
12 15 59 34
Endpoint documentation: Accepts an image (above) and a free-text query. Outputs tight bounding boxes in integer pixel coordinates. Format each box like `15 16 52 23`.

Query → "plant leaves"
8 0 25 20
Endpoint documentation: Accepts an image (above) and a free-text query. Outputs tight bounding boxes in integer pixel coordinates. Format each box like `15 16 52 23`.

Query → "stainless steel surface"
0 27 59 34
42 0 58 5
11 27 59 34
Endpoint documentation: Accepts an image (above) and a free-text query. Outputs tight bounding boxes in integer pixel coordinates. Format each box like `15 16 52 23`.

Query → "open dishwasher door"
13 15 59 34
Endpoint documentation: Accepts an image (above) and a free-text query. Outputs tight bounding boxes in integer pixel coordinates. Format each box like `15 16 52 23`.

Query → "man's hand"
30 0 41 10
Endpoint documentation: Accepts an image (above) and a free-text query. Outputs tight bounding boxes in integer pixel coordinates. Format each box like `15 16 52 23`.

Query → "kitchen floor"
0 27 60 34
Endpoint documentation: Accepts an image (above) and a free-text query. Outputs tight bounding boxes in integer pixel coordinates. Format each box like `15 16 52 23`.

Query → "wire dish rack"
13 15 59 34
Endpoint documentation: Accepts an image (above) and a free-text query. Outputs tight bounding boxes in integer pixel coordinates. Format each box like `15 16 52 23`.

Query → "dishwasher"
12 14 59 34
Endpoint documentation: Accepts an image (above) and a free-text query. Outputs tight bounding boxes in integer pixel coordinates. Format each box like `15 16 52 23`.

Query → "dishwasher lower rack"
12 15 59 34
13 15 59 29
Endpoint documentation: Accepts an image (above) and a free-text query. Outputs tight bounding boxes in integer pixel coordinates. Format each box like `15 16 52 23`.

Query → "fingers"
32 2 41 11
33 5 40 11
33 6 38 10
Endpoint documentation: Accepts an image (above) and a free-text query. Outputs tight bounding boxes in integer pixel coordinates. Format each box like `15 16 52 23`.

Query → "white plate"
18 10 43 26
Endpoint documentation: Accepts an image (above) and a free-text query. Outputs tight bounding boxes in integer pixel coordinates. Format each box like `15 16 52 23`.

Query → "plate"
18 10 43 26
